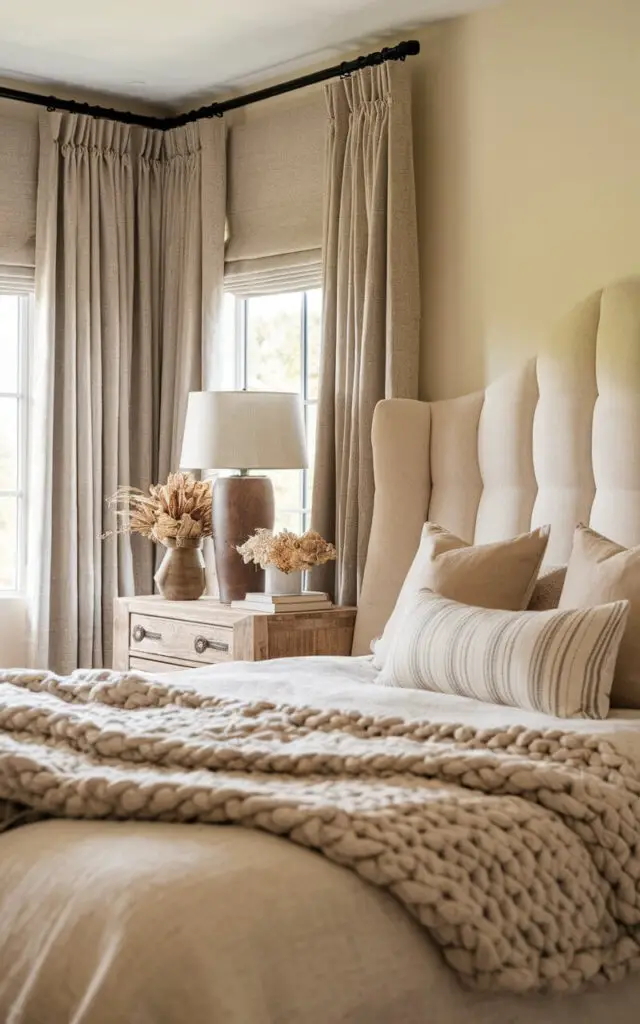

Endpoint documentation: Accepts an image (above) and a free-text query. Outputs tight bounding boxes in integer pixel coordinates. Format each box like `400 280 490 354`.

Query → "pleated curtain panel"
311 62 420 605
28 112 225 673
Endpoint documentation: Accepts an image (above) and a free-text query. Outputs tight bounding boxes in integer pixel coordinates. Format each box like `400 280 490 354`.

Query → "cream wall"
418 0 640 398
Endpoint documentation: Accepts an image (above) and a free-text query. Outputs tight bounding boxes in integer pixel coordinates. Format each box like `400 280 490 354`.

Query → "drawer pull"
132 624 162 643
194 635 229 655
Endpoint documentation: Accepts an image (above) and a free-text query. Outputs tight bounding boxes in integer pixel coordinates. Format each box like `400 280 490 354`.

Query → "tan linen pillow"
378 590 629 719
527 565 567 611
559 524 640 708
372 522 550 670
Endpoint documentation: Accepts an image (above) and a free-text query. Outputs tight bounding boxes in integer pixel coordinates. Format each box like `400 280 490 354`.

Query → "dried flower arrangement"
236 528 336 574
104 472 212 547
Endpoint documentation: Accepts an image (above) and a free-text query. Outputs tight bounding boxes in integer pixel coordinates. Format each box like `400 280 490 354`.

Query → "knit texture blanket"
1 669 640 995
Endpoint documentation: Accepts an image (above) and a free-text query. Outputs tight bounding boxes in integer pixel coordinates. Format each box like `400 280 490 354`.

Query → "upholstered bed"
2 277 640 1023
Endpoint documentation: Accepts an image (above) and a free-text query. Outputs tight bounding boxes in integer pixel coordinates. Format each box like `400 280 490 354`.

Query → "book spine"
233 602 332 613
246 593 328 604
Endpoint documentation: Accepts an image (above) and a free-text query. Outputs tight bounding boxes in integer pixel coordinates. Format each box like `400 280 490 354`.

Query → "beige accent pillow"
559 524 640 708
372 523 550 670
527 565 567 611
378 590 629 719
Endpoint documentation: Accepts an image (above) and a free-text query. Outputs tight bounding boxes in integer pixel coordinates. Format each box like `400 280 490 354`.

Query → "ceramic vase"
264 566 303 596
154 538 206 600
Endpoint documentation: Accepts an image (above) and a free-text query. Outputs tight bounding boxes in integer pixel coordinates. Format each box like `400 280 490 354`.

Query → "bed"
2 277 640 1023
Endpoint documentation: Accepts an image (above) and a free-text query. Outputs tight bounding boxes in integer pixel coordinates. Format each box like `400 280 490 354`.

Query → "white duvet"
2 655 640 1024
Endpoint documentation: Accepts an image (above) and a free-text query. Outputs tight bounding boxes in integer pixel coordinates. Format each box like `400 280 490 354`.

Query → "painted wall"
417 0 640 398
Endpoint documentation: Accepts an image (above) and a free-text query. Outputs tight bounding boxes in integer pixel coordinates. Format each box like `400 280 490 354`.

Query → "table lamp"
180 390 308 603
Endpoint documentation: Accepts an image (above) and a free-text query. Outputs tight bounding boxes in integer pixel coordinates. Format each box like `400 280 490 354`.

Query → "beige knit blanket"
1 669 640 995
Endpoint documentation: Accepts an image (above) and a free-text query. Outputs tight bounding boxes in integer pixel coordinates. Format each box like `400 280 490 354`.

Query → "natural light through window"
223 289 321 533
0 291 30 592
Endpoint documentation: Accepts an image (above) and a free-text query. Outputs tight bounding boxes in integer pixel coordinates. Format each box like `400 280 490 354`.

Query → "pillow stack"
374 521 633 720
372 522 550 670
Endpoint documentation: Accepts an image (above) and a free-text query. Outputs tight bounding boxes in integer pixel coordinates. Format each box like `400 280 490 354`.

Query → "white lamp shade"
180 390 308 471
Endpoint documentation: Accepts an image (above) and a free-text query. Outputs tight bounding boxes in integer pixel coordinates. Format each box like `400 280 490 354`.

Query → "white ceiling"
0 0 495 107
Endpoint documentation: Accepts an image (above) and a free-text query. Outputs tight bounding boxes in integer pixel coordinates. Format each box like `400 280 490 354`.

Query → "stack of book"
231 591 333 614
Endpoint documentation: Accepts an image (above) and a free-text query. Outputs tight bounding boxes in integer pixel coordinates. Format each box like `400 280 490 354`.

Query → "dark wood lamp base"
212 475 275 603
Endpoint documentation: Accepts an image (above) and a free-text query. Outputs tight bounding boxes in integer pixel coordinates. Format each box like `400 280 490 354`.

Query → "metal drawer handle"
132 625 162 643
194 635 229 655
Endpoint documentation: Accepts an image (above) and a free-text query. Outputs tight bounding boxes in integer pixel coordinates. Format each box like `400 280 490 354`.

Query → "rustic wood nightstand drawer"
129 613 233 665
113 597 357 672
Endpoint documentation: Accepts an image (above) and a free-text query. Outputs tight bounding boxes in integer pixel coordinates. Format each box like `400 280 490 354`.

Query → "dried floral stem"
103 472 212 548
236 529 336 573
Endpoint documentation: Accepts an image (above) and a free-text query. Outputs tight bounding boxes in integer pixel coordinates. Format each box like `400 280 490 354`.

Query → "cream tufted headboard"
353 277 640 655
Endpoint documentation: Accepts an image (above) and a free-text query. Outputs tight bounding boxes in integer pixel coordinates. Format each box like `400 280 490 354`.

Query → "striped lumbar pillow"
377 590 630 719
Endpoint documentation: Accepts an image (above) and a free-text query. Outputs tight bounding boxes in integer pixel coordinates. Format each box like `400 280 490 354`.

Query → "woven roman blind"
0 103 38 267
0 264 35 294
224 95 325 295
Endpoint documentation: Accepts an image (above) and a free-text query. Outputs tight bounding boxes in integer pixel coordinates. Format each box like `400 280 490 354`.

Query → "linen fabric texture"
378 589 629 719
29 111 226 673
372 522 550 670
2 667 640 994
527 565 567 611
311 61 420 605
559 524 640 708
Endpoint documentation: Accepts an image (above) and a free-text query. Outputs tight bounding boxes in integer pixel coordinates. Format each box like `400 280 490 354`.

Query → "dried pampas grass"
104 472 212 547
237 528 336 573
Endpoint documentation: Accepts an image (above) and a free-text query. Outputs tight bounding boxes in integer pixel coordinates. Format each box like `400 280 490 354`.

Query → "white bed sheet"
166 654 640 760
2 655 640 1024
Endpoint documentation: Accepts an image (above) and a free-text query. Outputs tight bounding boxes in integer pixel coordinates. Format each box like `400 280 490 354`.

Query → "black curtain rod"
0 39 420 131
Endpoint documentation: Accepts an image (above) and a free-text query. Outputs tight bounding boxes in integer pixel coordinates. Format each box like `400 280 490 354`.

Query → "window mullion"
235 297 249 390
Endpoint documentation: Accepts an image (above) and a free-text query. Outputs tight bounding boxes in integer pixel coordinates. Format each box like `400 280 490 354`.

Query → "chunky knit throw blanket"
1 669 640 995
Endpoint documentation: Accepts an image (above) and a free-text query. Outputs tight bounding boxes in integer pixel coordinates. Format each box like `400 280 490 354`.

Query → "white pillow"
377 590 629 719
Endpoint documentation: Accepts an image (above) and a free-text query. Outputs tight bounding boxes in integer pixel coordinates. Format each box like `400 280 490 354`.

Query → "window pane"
276 509 304 534
0 296 19 392
0 497 17 589
218 292 239 390
270 468 303 526
304 402 317 510
306 289 322 400
247 292 302 392
0 398 18 489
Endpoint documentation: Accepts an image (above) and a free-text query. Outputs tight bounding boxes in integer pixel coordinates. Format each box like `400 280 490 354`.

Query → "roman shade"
0 265 34 295
224 96 325 296
0 103 38 267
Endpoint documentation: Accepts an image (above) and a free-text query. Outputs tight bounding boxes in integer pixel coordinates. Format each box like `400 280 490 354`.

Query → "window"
223 289 321 534
0 290 31 592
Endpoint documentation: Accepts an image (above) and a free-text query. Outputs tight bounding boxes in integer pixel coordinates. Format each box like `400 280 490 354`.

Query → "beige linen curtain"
28 112 225 673
311 62 420 605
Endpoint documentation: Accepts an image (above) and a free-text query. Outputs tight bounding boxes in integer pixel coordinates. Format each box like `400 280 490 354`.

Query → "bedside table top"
115 594 357 625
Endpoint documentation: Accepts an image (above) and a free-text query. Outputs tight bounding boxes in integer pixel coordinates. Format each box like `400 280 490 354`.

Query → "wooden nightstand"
113 596 357 672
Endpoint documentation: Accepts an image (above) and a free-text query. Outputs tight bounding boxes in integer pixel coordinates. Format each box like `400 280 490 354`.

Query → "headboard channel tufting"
353 276 640 655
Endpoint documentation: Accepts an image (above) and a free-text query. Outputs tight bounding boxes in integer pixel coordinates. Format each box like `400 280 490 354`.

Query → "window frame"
231 288 319 533
0 291 31 594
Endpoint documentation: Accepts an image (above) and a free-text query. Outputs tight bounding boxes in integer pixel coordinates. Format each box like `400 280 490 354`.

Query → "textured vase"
154 538 206 601
265 566 303 596
212 475 274 603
